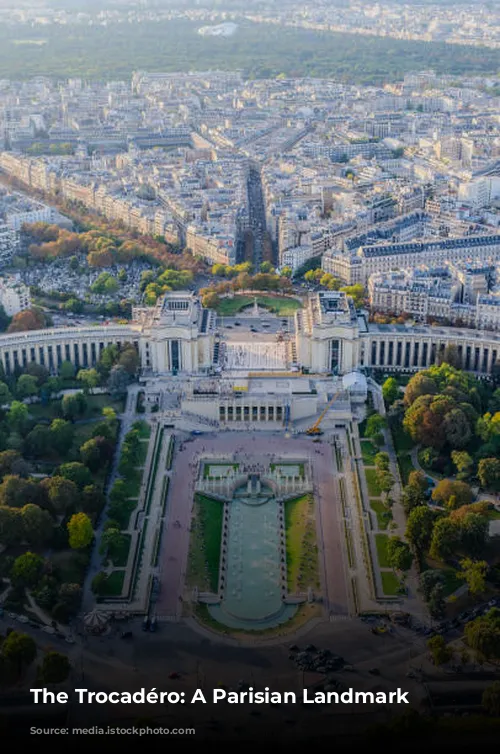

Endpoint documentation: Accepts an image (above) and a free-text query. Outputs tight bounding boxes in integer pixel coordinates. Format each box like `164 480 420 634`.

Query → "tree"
0 475 39 508
24 425 51 458
482 682 500 717
58 583 82 613
97 344 119 379
374 452 390 471
40 476 79 515
109 479 128 505
427 635 452 665
0 381 12 404
365 414 385 439
419 569 444 600
339 283 365 307
77 368 100 394
458 558 488 595
57 462 92 489
408 471 428 494
10 551 44 587
39 651 70 684
428 583 446 620
16 374 39 400
90 421 114 442
79 437 106 471
0 505 23 547
99 526 127 563
478 458 500 495
81 484 106 516
377 470 394 500
25 362 49 386
0 450 28 479
61 392 87 420
441 344 461 369
402 482 427 513
2 631 36 673
429 517 460 561
118 346 139 375
91 571 108 596
108 364 131 398
406 506 436 553
465 609 500 660
102 407 116 422
7 401 29 432
67 512 93 550
451 450 474 478
404 373 438 406
49 419 74 456
441 407 471 449
386 537 413 572
59 361 75 380
460 512 489 557
7 307 46 333
432 479 472 508
20 504 53 547
382 377 399 405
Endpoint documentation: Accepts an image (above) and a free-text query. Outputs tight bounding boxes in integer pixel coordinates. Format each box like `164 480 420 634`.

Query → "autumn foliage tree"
7 307 47 333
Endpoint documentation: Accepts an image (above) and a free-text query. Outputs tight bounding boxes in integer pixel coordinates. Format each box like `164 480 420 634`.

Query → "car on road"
121 631 133 640
368 668 380 675
169 672 180 679
42 626 55 635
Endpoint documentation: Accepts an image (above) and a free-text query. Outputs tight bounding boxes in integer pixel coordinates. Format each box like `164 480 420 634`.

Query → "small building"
0 275 31 316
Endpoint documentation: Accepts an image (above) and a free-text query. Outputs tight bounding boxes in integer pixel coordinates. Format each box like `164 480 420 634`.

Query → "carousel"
83 609 109 635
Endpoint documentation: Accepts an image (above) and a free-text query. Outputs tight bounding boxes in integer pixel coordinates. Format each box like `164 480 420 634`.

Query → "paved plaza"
155 431 350 622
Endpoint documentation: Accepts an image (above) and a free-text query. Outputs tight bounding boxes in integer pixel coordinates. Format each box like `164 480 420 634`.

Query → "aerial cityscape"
0 0 500 744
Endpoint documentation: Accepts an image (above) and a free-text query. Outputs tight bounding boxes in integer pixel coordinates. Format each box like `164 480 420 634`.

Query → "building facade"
0 291 497 378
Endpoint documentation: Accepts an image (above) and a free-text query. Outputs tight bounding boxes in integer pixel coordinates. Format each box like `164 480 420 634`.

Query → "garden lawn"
101 570 125 596
381 571 400 596
285 494 318 591
365 468 382 497
375 533 391 568
215 294 302 317
121 471 142 499
111 498 138 530
370 500 392 530
133 420 151 439
84 394 125 416
398 452 415 486
136 440 149 467
391 424 414 454
110 534 131 567
361 440 377 465
190 494 224 592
